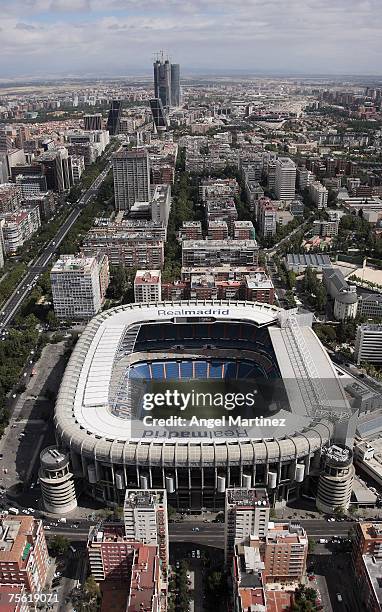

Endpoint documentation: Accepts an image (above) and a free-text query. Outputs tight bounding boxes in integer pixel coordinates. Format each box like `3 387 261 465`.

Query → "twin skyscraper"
153 53 181 108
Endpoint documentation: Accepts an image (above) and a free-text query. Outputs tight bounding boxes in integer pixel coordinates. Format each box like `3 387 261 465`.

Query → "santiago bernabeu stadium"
54 301 353 510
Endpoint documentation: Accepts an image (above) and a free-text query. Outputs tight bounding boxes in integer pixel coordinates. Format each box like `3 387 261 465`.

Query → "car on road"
336 593 343 602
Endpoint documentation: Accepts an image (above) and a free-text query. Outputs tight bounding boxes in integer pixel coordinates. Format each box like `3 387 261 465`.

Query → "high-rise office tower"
106 100 122 135
170 63 181 106
275 157 296 202
149 98 168 132
84 113 103 131
153 56 172 108
112 148 151 211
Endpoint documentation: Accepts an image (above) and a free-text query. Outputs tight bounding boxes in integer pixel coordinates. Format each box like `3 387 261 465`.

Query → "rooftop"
0 516 36 564
363 554 382 607
134 270 161 285
124 489 165 510
227 487 269 508
51 254 97 273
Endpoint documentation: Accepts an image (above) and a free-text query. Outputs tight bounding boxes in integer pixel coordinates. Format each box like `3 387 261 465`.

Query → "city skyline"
0 0 382 78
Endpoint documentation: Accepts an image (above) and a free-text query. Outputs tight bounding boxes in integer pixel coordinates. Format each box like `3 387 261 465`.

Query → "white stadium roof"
54 301 350 464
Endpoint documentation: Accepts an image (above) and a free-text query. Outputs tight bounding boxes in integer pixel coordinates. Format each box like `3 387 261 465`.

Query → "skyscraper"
112 148 151 211
106 100 122 135
275 157 296 202
84 113 103 131
149 98 168 132
154 58 172 108
170 63 181 106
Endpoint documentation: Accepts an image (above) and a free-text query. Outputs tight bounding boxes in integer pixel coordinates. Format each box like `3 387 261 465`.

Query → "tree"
48 535 70 557
334 505 346 517
291 584 319 612
308 538 316 553
167 505 177 521
47 309 59 330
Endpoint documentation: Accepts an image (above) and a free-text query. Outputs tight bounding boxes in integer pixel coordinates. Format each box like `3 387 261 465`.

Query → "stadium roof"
53 301 351 448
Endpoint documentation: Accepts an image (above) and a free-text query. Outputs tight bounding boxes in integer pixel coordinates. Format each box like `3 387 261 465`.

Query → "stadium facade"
54 301 351 510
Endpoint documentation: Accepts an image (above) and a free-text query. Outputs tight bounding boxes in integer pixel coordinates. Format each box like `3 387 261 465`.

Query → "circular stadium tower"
54 301 351 510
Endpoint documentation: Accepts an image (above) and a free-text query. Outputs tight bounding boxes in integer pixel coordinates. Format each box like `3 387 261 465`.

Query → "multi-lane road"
0 163 111 330
44 517 355 545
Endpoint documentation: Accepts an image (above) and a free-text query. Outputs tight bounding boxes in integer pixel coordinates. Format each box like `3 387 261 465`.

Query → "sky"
0 0 381 79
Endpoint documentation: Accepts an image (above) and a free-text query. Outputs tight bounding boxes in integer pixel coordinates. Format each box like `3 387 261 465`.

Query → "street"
0 162 111 330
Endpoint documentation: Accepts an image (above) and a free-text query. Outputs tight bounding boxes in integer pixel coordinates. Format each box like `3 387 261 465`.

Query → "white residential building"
134 270 162 303
275 157 296 202
50 254 109 320
224 488 270 563
309 181 328 209
1 206 41 254
124 489 169 572
70 155 85 182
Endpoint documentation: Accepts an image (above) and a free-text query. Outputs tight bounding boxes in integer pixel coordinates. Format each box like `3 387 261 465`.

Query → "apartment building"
112 149 151 211
297 166 314 191
263 522 308 584
0 183 22 213
224 488 270 563
70 155 85 182
83 233 164 269
1 206 41 255
182 239 259 267
257 198 277 237
233 220 256 240
0 516 49 593
181 221 203 241
312 219 339 237
207 220 229 240
352 522 382 612
309 181 328 209
124 490 169 572
275 157 296 202
50 254 109 320
134 270 162 303
87 523 163 611
205 199 238 235
245 272 275 304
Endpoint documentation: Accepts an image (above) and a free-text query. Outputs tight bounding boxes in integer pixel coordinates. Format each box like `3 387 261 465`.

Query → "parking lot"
0 342 67 508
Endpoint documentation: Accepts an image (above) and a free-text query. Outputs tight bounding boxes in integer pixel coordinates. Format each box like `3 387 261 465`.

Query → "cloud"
0 0 381 76
15 22 37 31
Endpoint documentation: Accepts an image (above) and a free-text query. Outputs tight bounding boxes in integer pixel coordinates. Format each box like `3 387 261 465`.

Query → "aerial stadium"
54 301 352 510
